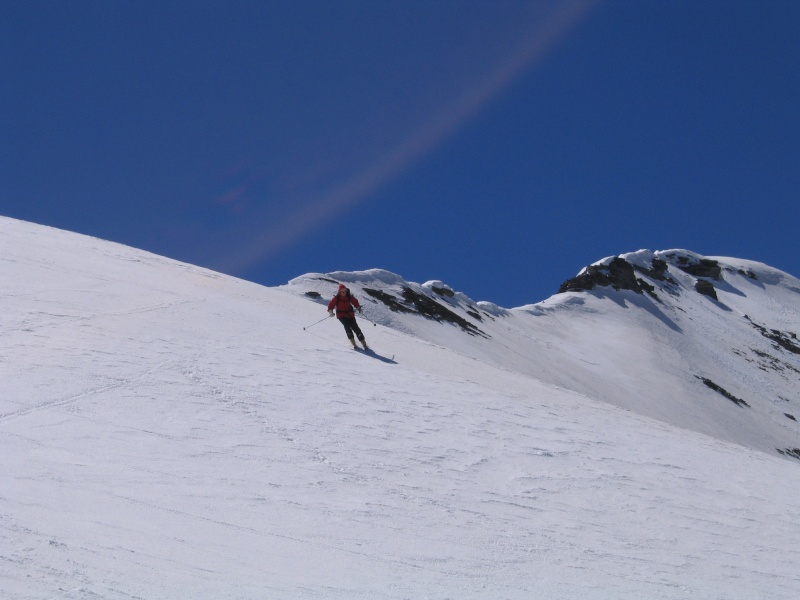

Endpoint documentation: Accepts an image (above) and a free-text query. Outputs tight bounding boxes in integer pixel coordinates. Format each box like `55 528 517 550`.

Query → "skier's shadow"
361 349 397 364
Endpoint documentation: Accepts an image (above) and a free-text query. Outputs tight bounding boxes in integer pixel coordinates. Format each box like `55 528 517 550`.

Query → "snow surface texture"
2 215 799 599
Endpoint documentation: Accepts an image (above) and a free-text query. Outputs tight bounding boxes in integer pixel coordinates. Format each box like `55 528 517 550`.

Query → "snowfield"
2 216 799 599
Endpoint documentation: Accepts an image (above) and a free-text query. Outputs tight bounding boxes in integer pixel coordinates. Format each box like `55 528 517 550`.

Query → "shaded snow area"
2 216 800 600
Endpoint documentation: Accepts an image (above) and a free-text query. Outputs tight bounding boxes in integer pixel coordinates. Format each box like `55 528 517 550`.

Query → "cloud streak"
216 0 597 275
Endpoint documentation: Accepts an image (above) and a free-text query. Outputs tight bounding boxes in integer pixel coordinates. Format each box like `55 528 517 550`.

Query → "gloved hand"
328 310 334 317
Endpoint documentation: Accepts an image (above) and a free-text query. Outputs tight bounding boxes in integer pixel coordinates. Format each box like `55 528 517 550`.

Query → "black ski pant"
338 316 364 341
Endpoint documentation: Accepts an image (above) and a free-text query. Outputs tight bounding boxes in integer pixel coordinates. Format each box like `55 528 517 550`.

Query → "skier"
328 284 368 349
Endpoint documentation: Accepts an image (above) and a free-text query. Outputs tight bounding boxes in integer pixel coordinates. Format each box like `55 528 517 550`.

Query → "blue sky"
2 1 798 308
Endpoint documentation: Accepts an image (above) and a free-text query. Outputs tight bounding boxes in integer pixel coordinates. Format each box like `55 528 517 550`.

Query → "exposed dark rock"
401 287 488 337
636 278 660 301
746 317 800 355
559 257 644 294
738 268 758 280
304 291 322 299
637 259 683 299
633 258 670 281
785 413 797 421
466 309 483 321
777 448 800 460
559 256 679 299
431 285 455 298
750 348 800 375
651 258 669 278
732 347 752 362
318 276 340 285
696 376 750 407
694 280 718 300
362 288 414 314
674 258 722 280
363 286 488 337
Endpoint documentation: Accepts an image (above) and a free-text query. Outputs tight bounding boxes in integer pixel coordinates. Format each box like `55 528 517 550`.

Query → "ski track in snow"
2 217 800 599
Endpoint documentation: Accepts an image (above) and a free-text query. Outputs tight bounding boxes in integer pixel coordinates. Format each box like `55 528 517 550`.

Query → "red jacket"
328 286 361 319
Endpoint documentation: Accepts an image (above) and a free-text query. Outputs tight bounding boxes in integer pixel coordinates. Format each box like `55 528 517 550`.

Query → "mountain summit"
3 216 799 599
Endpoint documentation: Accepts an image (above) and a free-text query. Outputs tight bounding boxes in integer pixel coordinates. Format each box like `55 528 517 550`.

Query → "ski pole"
303 315 331 330
359 310 377 327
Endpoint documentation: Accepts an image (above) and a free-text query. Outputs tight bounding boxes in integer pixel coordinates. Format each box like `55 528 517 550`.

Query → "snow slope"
2 216 799 599
283 251 800 458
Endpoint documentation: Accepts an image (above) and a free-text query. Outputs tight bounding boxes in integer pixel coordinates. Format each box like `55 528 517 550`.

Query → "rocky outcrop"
558 256 666 300
559 257 645 294
738 268 758 280
557 252 732 304
635 258 670 281
694 280 718 300
430 284 454 298
746 317 800 355
665 255 722 280
362 288 414 314
696 376 750 408
363 286 488 338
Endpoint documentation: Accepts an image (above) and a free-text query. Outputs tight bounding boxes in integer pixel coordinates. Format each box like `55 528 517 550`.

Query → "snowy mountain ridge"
282 249 800 459
2 215 800 599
